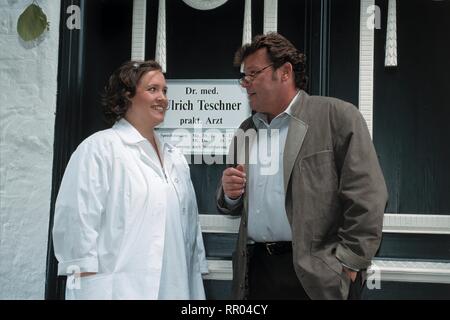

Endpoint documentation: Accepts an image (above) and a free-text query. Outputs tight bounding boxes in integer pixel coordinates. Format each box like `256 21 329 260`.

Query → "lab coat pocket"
66 273 113 300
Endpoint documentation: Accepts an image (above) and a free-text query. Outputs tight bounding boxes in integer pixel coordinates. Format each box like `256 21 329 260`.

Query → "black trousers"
347 270 364 300
246 243 310 300
246 243 364 300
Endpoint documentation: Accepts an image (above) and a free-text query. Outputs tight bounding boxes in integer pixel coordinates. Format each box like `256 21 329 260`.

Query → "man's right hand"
222 164 246 200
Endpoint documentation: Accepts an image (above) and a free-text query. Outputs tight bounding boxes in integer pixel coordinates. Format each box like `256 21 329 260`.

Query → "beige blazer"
217 90 388 299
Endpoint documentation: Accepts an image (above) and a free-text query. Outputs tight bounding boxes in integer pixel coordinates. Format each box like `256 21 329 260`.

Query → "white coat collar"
113 118 173 150
113 118 147 144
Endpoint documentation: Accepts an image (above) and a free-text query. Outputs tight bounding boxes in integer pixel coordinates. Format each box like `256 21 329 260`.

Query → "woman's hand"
78 272 97 278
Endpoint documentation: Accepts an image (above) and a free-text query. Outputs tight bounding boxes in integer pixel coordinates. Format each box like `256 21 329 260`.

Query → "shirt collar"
284 90 300 116
253 90 300 126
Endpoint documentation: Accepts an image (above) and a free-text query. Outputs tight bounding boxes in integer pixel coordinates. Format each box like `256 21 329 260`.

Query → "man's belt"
250 241 292 255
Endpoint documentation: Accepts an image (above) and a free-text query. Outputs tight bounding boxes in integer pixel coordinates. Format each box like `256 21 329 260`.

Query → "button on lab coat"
52 119 208 299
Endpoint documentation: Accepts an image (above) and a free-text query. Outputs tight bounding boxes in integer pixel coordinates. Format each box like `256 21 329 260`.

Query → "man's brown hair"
234 32 308 90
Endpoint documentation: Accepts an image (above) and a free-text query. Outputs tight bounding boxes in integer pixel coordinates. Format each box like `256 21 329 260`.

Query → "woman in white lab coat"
52 60 208 299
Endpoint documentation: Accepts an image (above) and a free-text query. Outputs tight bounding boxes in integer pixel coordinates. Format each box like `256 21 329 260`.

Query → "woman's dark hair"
102 60 162 125
234 32 308 91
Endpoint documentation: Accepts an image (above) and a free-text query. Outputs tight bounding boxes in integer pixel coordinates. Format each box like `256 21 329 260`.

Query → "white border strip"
203 260 233 281
242 0 252 46
263 0 278 34
200 214 450 235
385 0 398 67
371 260 450 284
359 0 375 137
204 259 450 284
200 214 241 234
131 0 147 60
383 213 450 234
155 0 167 72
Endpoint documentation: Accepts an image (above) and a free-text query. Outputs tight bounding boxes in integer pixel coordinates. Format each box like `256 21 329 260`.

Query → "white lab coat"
53 119 208 299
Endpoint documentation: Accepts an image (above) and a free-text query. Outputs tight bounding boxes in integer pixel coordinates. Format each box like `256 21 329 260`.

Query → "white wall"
0 0 60 299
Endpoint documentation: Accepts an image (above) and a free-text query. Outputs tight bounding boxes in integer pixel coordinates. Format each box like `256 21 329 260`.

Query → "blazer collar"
283 90 309 193
290 90 308 121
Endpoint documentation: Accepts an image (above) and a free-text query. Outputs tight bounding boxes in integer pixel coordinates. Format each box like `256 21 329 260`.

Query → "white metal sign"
157 79 251 155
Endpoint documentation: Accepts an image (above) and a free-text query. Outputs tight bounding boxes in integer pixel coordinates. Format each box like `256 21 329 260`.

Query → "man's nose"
241 81 251 89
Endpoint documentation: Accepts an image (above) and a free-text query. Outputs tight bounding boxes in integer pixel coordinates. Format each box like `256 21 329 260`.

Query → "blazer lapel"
283 92 308 193
237 119 256 217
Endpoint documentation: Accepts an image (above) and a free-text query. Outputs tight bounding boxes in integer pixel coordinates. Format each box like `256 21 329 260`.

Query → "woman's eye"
148 87 156 92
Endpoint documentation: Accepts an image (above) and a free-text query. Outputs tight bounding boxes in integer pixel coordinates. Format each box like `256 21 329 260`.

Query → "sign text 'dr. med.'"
159 80 250 129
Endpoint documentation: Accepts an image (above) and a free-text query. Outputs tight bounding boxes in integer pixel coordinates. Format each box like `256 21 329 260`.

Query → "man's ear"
280 62 293 81
280 62 292 81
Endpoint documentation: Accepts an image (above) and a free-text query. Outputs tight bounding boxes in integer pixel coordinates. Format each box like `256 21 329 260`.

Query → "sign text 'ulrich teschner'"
157 80 251 155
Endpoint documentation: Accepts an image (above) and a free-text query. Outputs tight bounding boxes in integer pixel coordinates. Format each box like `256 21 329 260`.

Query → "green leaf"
17 4 49 41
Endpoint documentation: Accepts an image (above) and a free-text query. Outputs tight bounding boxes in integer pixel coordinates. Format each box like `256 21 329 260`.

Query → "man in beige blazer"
217 33 388 300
